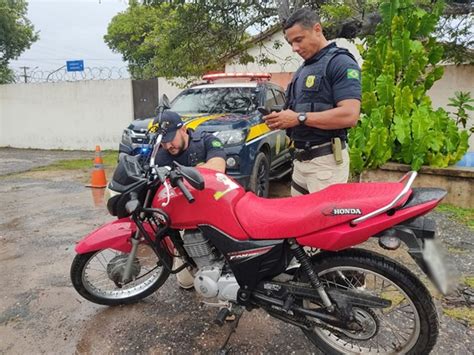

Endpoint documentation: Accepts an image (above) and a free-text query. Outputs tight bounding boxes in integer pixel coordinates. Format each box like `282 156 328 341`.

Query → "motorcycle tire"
248 151 270 198
297 248 439 355
71 243 172 306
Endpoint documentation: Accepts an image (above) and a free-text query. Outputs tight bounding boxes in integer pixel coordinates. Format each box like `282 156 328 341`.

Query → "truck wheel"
248 152 270 197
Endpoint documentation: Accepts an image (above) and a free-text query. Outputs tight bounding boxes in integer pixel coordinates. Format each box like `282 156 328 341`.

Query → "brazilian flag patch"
211 140 223 148
347 69 360 80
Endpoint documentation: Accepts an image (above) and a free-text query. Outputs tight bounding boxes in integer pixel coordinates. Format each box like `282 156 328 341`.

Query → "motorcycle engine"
182 230 239 301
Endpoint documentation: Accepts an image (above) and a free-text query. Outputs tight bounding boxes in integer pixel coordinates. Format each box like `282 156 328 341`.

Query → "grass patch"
447 246 470 254
463 276 474 288
443 307 474 326
436 203 474 230
32 150 118 171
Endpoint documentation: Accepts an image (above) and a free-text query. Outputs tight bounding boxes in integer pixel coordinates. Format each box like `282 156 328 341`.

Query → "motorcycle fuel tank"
153 168 250 240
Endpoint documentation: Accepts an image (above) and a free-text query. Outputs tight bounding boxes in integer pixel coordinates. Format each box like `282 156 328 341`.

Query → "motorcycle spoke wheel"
71 243 171 305
298 249 438 355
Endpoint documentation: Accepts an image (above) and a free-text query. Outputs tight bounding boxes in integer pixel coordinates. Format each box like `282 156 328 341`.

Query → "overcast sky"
10 0 129 72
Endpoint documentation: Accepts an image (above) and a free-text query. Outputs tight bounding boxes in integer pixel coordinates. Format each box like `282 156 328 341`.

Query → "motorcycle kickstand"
216 306 244 355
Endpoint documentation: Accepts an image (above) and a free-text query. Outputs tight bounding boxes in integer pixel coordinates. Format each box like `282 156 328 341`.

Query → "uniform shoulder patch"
347 68 360 80
211 140 223 148
305 75 316 88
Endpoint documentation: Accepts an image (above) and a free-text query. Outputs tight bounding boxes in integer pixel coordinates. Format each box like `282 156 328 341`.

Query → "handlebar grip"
176 178 195 203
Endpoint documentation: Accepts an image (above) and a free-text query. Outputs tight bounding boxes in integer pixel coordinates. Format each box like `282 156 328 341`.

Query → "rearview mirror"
160 94 171 110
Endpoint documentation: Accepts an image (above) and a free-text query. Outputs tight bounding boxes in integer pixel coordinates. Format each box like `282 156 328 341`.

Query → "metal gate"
132 79 158 120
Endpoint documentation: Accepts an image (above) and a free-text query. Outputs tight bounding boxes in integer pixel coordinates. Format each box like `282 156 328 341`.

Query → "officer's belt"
294 141 346 162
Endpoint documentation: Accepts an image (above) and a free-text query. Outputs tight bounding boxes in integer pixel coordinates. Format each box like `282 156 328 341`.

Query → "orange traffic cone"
86 145 107 188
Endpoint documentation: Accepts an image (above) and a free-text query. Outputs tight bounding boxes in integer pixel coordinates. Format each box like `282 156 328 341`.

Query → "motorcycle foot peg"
215 307 231 326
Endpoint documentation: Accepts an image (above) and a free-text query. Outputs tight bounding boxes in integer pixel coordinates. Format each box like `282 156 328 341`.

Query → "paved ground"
0 148 473 354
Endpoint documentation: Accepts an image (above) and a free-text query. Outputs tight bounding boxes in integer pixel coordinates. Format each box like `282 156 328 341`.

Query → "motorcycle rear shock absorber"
288 238 334 310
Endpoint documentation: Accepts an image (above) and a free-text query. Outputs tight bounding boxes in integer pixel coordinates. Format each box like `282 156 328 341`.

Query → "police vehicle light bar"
202 72 272 81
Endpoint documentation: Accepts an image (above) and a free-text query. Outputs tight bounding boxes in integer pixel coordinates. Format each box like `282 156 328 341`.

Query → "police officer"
155 111 226 289
155 111 226 172
264 8 361 196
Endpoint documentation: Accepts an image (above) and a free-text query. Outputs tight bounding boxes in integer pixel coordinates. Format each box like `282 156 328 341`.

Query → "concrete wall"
427 64 474 150
361 162 474 208
0 80 134 150
0 78 183 150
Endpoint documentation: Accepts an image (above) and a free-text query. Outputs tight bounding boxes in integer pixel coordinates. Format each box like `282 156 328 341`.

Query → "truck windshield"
170 87 257 114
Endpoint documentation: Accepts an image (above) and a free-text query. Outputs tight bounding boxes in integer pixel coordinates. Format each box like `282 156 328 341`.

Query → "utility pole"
19 66 30 83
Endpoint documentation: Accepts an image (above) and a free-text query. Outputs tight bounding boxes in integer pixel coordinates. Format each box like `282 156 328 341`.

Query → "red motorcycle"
71 122 449 354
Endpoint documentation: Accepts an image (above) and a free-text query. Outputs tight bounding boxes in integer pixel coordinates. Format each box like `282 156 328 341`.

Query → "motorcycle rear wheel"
71 243 171 306
298 248 438 355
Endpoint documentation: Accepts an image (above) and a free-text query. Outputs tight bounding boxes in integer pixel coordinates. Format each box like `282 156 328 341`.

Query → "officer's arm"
304 99 360 129
199 157 226 172
263 100 359 130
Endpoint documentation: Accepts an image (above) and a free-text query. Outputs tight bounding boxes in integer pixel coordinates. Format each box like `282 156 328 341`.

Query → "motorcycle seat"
234 182 408 239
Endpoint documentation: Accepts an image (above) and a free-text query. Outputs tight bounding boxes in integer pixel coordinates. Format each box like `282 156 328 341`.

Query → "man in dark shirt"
263 8 361 196
155 111 226 173
155 111 226 289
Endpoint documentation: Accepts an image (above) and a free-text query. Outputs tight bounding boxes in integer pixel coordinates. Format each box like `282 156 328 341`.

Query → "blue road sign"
66 60 84 72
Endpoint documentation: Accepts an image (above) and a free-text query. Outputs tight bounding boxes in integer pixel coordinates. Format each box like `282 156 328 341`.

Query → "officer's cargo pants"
291 149 349 196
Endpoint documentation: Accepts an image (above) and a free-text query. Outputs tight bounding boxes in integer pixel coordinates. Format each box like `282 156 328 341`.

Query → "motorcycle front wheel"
297 248 439 355
70 242 172 306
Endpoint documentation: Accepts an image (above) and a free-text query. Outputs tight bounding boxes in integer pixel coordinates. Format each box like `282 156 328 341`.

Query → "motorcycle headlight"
213 130 247 145
122 129 133 145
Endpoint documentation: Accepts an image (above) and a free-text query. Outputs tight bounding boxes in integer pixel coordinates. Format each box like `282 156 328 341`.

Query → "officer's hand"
263 110 298 130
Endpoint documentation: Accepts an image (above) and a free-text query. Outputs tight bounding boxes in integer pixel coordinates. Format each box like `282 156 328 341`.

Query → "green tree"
349 0 469 173
0 0 38 84
105 1 259 82
106 1 472 82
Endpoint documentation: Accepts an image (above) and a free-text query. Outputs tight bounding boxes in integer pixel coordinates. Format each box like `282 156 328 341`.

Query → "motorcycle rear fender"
375 187 450 294
75 218 174 255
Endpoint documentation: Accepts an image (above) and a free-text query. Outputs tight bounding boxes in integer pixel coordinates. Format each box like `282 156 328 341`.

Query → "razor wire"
12 66 130 83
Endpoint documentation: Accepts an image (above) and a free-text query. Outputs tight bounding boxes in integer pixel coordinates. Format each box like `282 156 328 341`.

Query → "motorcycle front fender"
75 218 138 254
75 217 175 255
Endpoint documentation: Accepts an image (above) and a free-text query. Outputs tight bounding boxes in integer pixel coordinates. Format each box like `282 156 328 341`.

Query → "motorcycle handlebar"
176 178 195 203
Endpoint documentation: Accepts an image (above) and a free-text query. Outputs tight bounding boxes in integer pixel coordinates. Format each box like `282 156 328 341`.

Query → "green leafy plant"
448 91 474 133
349 0 469 173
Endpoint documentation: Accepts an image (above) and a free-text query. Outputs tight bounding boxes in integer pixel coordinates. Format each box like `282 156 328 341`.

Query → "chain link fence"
13 66 130 83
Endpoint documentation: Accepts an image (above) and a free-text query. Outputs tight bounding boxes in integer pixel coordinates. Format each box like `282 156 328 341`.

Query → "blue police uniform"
286 43 361 195
155 129 226 167
286 42 361 147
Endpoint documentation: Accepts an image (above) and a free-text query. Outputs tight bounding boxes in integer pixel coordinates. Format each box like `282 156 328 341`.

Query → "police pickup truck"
119 73 292 197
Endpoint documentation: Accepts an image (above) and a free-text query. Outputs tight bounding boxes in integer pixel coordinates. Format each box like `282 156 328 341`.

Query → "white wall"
158 79 182 102
427 64 474 151
0 78 183 150
0 79 134 150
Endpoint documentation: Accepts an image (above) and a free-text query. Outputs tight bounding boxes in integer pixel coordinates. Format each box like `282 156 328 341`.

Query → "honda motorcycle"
71 101 449 354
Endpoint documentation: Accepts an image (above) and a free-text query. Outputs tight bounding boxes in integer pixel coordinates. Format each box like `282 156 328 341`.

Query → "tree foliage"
0 0 38 84
106 0 472 81
348 0 469 173
105 1 272 82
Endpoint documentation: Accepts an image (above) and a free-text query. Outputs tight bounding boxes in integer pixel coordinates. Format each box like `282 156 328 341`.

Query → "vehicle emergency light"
202 72 271 82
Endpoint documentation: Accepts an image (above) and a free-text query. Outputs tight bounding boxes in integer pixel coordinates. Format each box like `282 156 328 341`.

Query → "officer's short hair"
283 8 320 30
